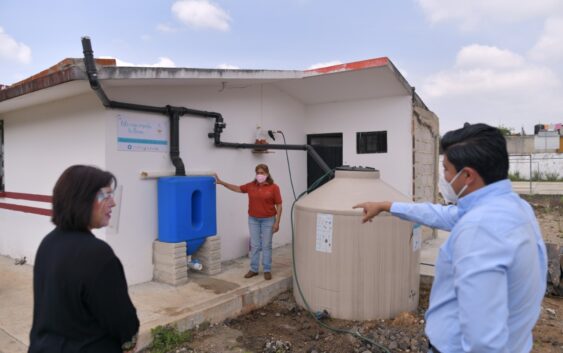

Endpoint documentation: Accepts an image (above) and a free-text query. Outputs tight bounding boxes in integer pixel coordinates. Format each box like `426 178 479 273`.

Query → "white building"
0 55 439 285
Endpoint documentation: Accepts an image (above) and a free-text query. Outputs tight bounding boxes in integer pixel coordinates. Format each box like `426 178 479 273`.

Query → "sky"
1 0 562 134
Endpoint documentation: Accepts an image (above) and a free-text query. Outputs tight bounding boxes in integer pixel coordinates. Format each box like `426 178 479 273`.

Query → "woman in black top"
29 165 139 353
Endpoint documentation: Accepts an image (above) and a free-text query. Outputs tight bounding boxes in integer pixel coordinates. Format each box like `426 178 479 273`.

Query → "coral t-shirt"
239 182 282 218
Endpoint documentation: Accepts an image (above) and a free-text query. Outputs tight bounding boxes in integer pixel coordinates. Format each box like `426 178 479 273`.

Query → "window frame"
356 130 388 154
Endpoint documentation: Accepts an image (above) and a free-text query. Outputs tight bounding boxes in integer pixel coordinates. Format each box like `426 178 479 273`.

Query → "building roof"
0 56 428 114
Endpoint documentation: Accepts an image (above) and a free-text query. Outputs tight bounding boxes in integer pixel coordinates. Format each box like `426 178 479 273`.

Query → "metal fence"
509 153 563 194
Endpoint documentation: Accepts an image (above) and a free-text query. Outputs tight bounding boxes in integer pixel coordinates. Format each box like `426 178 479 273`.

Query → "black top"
29 228 139 353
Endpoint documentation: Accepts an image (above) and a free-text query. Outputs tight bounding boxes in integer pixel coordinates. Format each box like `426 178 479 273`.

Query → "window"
356 131 387 154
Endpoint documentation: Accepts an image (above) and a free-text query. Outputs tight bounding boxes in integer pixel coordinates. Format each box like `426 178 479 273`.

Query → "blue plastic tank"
157 176 217 254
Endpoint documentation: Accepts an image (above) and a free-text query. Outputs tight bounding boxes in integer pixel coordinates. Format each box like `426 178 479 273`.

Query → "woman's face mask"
255 174 267 183
439 169 468 204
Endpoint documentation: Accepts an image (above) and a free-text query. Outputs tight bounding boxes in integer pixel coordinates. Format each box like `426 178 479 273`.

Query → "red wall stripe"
0 191 52 203
0 202 52 216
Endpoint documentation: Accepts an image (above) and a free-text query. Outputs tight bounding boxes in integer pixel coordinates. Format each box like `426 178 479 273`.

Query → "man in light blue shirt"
354 124 547 352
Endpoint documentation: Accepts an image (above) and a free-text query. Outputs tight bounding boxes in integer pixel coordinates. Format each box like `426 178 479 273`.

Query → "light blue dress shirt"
391 179 547 353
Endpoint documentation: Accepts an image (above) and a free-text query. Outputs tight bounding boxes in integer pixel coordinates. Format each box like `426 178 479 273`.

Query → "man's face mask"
439 169 468 204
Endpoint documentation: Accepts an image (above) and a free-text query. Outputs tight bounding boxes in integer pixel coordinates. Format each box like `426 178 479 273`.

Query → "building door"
306 133 343 189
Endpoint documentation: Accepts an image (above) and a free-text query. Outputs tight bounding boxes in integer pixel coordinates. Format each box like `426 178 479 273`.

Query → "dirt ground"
169 195 563 353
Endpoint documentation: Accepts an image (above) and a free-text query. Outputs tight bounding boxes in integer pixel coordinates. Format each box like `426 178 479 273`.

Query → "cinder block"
154 240 186 252
154 246 186 258
154 269 188 286
200 265 221 276
192 236 222 275
153 254 187 267
153 240 189 286
154 259 187 272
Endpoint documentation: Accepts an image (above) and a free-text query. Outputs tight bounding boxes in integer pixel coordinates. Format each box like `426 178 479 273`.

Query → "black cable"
278 131 297 201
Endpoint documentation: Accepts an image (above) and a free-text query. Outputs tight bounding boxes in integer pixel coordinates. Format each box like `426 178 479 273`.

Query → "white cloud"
528 16 563 62
424 66 559 97
172 0 231 31
417 0 562 29
307 60 343 70
102 56 177 67
456 44 525 69
421 44 563 133
217 63 239 70
156 23 178 33
0 27 31 64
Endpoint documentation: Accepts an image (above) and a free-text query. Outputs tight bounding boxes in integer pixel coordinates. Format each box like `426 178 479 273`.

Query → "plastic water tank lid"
335 166 380 179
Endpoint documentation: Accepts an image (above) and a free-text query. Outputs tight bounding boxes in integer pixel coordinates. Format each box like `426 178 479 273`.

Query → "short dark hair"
440 123 508 185
52 165 116 231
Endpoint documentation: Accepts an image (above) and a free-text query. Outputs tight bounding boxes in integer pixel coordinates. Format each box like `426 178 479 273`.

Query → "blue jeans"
248 216 275 273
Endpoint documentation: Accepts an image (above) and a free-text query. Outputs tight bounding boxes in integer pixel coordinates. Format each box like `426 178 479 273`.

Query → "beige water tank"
293 167 420 320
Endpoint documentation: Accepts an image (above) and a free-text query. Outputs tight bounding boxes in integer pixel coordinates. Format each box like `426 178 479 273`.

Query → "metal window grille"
356 131 387 154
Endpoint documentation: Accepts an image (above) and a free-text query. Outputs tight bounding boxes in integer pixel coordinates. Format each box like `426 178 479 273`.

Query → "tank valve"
187 258 203 271
314 309 330 320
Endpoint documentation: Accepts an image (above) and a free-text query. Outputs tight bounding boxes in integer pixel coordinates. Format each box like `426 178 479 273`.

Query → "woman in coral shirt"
215 164 282 280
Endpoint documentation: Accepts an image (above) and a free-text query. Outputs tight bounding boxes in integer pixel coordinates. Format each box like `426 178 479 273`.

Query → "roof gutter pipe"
81 36 333 178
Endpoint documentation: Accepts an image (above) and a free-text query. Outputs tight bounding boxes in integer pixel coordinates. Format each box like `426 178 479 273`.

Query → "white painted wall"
103 82 308 284
1 82 415 285
304 96 413 197
0 93 106 264
534 133 560 152
509 153 563 180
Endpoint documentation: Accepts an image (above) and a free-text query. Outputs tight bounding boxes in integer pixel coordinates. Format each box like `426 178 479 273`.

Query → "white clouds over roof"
307 60 343 70
0 27 31 64
528 16 563 62
172 0 231 31
421 44 562 132
417 0 562 29
217 63 240 70
102 56 177 68
456 44 525 69
156 23 178 33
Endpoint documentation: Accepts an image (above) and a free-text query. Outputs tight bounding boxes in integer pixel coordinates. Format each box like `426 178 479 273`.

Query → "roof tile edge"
304 57 389 75
0 58 116 103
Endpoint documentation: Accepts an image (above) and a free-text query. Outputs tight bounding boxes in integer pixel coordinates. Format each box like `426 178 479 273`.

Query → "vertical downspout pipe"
82 36 333 179
167 107 186 176
82 36 111 107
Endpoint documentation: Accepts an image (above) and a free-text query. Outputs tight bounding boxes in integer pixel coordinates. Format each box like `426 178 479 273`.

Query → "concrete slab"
0 239 443 353
0 246 293 352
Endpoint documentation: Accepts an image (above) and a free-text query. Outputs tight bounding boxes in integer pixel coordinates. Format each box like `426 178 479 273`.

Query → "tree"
497 124 514 136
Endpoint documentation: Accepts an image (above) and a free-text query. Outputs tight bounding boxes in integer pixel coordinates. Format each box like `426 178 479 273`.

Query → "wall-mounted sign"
117 115 169 152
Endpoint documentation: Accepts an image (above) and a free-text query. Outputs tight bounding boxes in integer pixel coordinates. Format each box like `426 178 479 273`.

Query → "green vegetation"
148 325 192 353
508 171 523 181
509 170 562 182
544 171 562 181
497 124 514 136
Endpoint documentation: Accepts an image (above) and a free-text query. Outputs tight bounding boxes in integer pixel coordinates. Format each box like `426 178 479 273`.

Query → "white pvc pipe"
140 170 216 179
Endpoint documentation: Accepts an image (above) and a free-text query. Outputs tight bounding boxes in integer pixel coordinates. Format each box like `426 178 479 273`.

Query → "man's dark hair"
440 123 508 185
52 165 116 231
